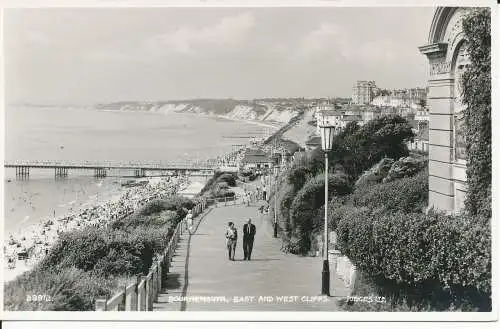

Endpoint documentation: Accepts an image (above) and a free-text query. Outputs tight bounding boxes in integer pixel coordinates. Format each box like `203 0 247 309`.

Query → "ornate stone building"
419 7 472 213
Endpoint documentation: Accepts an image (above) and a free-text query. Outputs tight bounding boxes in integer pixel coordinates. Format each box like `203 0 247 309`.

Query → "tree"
336 115 414 180
461 8 491 218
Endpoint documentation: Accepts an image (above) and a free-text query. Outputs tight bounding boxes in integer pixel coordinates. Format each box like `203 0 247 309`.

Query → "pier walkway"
4 160 217 179
153 202 350 312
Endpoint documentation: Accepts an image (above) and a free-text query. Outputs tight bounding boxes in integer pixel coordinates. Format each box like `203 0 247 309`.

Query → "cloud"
296 22 341 58
144 12 255 54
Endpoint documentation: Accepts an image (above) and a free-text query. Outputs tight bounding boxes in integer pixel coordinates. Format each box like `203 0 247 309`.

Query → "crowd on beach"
4 175 190 277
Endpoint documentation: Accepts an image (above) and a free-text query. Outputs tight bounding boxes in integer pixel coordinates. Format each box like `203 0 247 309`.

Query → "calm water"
3 105 270 235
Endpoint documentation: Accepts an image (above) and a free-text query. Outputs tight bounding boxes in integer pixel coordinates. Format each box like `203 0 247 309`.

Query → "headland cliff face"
94 99 304 126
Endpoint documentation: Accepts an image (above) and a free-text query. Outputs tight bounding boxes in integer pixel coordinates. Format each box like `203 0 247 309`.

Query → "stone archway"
419 7 472 213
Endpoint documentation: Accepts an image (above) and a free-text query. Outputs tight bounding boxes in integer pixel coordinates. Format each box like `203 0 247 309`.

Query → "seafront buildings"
352 80 427 109
351 80 378 105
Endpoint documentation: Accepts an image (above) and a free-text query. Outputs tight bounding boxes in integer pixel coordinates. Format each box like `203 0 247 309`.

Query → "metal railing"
94 200 207 311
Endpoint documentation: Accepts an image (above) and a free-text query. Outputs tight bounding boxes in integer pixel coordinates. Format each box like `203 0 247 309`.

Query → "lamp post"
319 119 335 296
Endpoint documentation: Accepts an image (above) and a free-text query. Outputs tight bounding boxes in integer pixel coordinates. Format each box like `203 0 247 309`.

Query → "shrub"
287 172 352 254
355 157 395 188
112 196 190 230
4 266 117 311
217 173 237 187
352 169 428 213
198 171 224 196
41 227 110 272
336 209 491 311
40 225 171 277
138 199 167 217
267 176 295 238
287 165 315 192
324 115 414 181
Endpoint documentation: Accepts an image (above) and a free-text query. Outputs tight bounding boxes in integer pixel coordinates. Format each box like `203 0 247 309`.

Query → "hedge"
217 173 237 187
4 266 118 311
287 165 316 192
336 209 491 311
286 172 352 254
40 224 171 277
351 169 428 213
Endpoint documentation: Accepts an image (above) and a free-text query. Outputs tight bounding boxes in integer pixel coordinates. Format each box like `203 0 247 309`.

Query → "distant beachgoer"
225 222 237 261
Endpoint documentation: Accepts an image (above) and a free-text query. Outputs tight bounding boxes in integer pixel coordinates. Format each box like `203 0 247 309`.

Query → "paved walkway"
153 202 350 311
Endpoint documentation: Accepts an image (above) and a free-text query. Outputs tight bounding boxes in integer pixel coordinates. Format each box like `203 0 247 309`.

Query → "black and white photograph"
0 0 495 323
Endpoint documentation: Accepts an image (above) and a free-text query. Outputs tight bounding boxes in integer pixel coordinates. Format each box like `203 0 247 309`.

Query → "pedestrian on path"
262 185 267 201
225 222 237 261
185 210 193 234
243 219 256 260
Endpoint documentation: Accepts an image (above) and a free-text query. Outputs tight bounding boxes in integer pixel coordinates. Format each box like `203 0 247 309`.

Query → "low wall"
317 231 357 292
328 250 357 291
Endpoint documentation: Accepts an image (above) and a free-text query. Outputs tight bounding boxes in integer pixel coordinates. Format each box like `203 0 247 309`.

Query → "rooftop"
242 154 273 164
305 136 321 146
318 109 343 116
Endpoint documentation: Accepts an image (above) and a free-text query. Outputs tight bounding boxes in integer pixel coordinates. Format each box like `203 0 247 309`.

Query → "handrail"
95 199 207 311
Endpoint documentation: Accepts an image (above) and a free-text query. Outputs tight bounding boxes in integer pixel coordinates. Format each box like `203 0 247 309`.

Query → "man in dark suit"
243 218 256 260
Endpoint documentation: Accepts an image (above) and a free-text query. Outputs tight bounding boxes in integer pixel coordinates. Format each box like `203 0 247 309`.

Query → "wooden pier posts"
134 169 146 178
15 166 30 179
94 168 107 178
54 167 69 179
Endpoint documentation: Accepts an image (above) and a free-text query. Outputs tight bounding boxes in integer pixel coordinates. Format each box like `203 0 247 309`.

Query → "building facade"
352 80 378 105
316 110 363 136
419 7 471 213
370 87 427 109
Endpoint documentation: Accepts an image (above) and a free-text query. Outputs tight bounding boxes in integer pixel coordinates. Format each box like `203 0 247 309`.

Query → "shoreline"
90 106 284 131
3 175 190 283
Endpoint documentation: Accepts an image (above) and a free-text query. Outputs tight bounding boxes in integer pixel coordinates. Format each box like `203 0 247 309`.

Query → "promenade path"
153 201 350 311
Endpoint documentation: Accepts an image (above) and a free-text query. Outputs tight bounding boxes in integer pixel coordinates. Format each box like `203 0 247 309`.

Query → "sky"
3 7 436 104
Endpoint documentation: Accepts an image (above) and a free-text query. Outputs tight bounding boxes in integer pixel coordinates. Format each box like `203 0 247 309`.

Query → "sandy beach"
3 175 190 283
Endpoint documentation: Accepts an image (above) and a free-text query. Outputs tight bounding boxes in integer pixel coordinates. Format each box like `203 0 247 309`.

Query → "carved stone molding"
430 62 451 75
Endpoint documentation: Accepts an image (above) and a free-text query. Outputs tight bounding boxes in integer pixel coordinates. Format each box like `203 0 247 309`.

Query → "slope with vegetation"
269 63 492 311
4 195 195 311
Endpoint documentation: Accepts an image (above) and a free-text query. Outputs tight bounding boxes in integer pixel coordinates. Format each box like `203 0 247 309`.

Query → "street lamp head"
319 122 335 152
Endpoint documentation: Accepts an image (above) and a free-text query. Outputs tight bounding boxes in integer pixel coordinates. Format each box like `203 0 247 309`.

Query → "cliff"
93 99 303 126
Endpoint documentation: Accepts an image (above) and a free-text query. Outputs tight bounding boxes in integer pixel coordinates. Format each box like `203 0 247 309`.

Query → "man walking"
243 219 256 260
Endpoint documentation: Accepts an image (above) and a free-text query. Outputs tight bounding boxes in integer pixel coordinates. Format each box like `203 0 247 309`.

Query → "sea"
3 105 272 237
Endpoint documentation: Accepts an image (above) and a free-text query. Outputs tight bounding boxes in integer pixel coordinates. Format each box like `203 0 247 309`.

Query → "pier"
15 166 30 179
5 160 217 180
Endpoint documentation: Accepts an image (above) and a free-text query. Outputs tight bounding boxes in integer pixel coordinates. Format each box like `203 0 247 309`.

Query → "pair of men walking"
225 219 256 261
